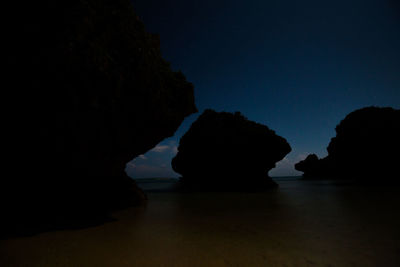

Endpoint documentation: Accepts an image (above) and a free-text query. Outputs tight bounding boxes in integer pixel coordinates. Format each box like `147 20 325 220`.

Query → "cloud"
151 145 170 153
296 153 310 161
125 140 180 178
127 162 136 168
269 154 304 176
138 154 147 160
150 143 179 155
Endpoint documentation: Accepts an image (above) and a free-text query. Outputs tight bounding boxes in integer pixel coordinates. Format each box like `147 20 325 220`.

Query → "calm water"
1 179 399 266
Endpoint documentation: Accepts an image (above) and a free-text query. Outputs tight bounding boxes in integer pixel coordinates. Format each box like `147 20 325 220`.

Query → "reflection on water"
1 180 399 266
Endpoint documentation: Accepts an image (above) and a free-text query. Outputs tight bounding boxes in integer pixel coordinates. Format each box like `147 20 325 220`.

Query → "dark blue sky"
126 0 400 178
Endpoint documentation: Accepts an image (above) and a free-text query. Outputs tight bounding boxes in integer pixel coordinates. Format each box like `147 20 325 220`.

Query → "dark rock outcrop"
294 154 332 179
295 107 400 181
171 110 291 190
294 154 321 179
4 0 196 235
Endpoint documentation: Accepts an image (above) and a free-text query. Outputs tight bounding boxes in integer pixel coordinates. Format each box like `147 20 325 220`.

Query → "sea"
1 177 399 266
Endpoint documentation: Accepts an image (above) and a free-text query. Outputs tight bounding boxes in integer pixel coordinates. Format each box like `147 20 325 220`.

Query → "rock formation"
295 107 400 181
171 110 291 190
4 0 196 235
294 154 321 179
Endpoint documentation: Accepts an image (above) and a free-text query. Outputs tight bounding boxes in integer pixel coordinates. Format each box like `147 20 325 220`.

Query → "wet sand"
1 180 399 266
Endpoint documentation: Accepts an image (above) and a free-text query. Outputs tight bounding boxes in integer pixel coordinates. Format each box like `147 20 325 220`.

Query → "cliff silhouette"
295 107 400 181
4 0 196 236
172 110 291 191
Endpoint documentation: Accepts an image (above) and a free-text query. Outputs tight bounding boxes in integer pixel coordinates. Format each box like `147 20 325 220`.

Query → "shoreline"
1 179 399 266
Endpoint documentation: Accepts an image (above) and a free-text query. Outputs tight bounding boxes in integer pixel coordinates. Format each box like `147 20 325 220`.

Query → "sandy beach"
1 179 399 266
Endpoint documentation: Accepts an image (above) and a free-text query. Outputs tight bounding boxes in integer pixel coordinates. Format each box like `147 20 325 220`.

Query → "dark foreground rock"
171 110 291 191
295 107 400 181
3 0 196 236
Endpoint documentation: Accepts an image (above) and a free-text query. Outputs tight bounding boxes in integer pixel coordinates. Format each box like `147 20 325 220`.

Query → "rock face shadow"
4 0 196 238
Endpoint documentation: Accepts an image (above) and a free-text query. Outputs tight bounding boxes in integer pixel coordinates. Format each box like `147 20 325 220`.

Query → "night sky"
127 0 400 178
